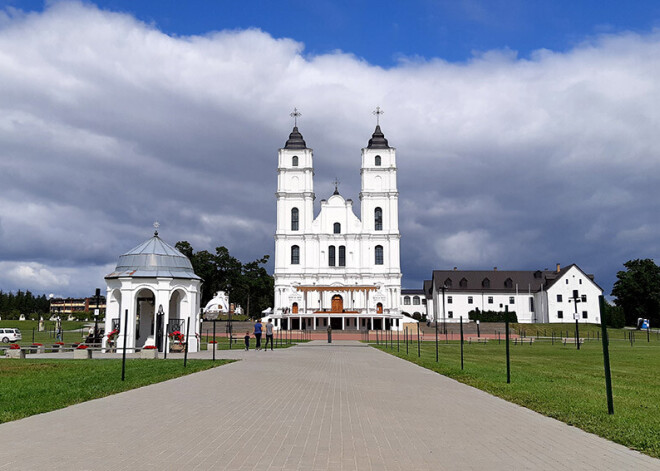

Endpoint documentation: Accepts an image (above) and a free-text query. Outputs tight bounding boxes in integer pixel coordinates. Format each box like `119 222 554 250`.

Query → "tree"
611 259 660 327
175 241 274 318
603 301 625 328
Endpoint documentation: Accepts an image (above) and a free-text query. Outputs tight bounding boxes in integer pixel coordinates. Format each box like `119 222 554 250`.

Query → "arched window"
374 207 383 231
482 278 490 288
292 156 299 167
328 245 336 267
444 278 453 288
375 245 384 265
291 208 299 231
403 296 411 305
291 245 300 265
413 296 420 305
292 302 298 314
338 245 346 266
504 278 513 289
375 155 381 166
333 222 341 234
459 278 468 288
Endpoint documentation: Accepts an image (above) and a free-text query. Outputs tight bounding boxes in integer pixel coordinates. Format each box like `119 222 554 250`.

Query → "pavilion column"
341 317 345 331
370 317 373 330
313 316 317 330
356 317 359 330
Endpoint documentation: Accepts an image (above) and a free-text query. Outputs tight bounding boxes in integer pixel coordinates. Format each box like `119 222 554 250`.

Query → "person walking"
254 319 263 351
244 331 250 351
264 319 274 351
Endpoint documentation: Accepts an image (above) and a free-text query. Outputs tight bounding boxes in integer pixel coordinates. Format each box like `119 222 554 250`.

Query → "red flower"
107 329 119 340
9 343 20 349
32 343 43 346
168 330 184 342
209 341 217 344
143 345 157 350
55 342 64 345
76 345 88 349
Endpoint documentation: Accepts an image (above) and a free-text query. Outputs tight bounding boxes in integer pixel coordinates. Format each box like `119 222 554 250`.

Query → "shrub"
468 309 518 323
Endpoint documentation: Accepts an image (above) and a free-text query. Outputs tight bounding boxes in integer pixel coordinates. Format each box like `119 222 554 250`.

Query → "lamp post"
157 304 165 352
93 288 101 342
570 290 582 350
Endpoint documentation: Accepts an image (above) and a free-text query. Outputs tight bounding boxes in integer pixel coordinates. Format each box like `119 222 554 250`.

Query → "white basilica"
270 117 405 331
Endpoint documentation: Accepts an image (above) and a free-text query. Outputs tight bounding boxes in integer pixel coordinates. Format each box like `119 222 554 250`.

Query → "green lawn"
0 359 232 423
372 337 660 459
0 320 89 346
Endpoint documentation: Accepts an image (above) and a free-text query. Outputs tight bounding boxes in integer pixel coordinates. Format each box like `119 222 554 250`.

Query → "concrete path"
0 341 658 470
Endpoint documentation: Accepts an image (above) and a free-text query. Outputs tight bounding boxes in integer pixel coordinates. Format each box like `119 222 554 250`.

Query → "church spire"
284 107 307 149
368 106 390 149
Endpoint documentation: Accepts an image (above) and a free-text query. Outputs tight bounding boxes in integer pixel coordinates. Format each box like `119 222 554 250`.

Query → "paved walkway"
0 341 658 470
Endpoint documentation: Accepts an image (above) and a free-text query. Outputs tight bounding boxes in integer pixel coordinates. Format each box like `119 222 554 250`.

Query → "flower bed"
9 344 20 350
76 344 89 350
143 345 157 349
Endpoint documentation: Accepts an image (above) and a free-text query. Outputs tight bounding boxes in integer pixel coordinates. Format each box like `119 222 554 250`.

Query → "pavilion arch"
106 289 122 331
135 287 156 349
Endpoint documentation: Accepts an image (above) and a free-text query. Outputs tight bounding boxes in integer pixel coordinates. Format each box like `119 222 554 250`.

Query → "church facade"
270 121 404 331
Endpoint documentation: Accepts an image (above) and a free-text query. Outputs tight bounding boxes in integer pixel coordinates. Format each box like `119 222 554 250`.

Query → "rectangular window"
529 297 534 312
413 297 420 305
579 279 582 284
422 299 427 305
448 311 453 318
375 245 384 265
557 294 562 302
338 245 346 267
488 296 493 304
509 297 514 304
328 246 335 267
447 296 453 304
558 310 563 319
468 296 473 304
582 311 588 319
581 294 587 302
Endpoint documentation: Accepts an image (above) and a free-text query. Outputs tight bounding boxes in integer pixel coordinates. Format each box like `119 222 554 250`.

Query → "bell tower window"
291 245 300 265
374 207 383 231
329 246 336 267
333 222 341 234
375 155 381 166
291 208 299 231
375 245 384 265
292 155 299 167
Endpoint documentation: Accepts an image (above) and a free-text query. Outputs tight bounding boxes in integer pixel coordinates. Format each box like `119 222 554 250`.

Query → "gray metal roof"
367 125 390 149
284 126 307 149
105 234 200 280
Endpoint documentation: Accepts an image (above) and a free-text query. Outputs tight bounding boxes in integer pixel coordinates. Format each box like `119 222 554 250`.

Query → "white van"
0 328 22 343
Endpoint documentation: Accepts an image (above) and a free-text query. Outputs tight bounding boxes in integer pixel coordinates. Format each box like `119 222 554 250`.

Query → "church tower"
359 111 402 310
274 112 314 310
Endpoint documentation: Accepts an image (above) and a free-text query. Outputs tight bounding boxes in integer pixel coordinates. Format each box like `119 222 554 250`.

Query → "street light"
570 290 582 350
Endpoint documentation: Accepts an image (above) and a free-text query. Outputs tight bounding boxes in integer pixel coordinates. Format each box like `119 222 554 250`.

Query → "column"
370 317 373 330
341 316 345 331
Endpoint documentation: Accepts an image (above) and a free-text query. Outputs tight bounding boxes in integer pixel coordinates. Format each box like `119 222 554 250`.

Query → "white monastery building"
425 264 603 324
270 115 407 331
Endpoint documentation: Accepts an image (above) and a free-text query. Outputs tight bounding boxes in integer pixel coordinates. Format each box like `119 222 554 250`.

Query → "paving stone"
0 340 658 470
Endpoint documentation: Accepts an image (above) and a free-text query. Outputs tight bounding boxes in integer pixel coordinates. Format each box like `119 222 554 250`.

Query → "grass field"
372 336 660 459
0 320 89 346
0 359 232 423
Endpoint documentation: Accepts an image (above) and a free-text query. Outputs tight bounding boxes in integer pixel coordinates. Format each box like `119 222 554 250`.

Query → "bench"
562 338 584 346
467 337 488 344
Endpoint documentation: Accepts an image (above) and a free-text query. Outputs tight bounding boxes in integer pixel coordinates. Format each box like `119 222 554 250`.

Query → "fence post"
460 316 464 370
212 319 216 362
184 318 190 368
121 309 129 381
417 324 421 357
599 296 614 414
397 327 400 352
505 306 510 384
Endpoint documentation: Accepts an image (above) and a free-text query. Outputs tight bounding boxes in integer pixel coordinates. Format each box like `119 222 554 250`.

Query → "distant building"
426 264 603 324
400 289 427 319
49 296 106 317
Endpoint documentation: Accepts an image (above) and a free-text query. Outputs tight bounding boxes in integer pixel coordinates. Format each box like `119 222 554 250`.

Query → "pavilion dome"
105 233 200 280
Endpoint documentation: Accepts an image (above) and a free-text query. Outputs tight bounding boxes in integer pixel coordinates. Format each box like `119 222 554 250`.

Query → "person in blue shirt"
254 319 263 351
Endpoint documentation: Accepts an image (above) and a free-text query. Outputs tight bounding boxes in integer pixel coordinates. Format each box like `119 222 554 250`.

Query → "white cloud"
1 2 660 296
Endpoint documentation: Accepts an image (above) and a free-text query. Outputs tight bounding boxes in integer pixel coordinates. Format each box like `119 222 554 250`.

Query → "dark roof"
431 264 601 293
284 126 307 149
367 125 390 149
402 289 424 295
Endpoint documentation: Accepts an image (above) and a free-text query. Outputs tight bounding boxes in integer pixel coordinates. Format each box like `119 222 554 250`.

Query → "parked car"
0 328 22 343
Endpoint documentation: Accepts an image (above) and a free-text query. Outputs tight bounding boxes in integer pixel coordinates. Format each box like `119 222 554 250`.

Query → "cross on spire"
153 221 160 236
332 177 340 195
372 106 384 125
290 107 302 127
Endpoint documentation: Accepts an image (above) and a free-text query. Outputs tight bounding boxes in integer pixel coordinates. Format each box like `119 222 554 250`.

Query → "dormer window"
333 222 341 234
375 155 382 166
292 156 299 167
504 278 513 289
444 278 452 288
459 278 468 288
482 278 490 288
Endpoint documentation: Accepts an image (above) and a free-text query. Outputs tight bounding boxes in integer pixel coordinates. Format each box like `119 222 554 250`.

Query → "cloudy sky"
1 0 659 299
